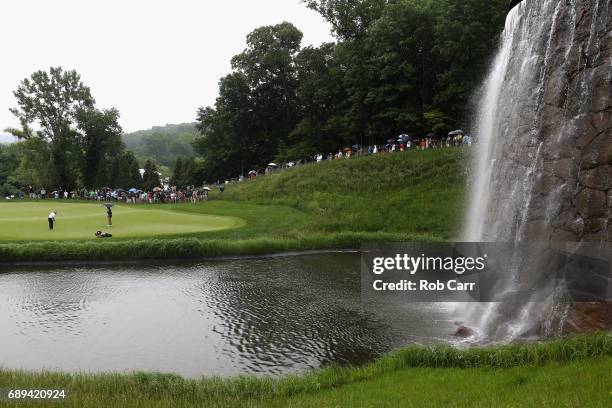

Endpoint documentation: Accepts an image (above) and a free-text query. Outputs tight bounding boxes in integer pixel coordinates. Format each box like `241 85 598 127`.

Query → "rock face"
467 0 611 243
462 0 611 340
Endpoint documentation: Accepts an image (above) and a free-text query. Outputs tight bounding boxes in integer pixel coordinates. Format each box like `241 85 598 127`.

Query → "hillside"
215 148 469 240
122 123 199 168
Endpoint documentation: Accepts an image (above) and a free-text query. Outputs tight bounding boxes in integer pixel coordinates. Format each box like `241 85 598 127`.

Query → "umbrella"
153 187 162 192
344 147 351 151
101 203 114 209
268 163 278 167
203 187 211 191
386 138 395 143
115 188 126 193
448 130 464 136
128 188 139 193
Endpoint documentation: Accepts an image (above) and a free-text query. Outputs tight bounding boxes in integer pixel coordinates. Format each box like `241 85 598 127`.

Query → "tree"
358 1 437 136
10 67 95 189
195 22 305 181
113 150 141 189
172 156 184 187
141 159 161 191
12 137 59 189
0 144 20 195
76 108 123 188
192 0 509 180
279 43 347 159
432 0 507 122
302 0 387 40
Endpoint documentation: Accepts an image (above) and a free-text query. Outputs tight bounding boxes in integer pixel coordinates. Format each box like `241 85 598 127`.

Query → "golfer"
106 206 113 226
48 210 57 230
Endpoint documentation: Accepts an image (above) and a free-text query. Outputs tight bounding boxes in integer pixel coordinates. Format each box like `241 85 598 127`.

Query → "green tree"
76 108 123 188
302 0 387 40
0 143 20 195
195 22 305 180
432 0 507 122
172 156 184 187
141 159 160 191
10 67 95 189
12 137 59 189
114 150 142 189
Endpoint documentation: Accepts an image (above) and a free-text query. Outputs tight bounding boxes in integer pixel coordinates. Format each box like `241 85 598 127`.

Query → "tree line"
0 67 169 195
1 0 507 194
193 0 507 181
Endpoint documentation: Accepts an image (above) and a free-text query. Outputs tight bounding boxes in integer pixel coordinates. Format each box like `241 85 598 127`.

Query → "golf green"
0 202 244 240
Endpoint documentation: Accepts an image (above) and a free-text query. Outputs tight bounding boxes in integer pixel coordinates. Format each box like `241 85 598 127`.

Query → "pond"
0 253 455 377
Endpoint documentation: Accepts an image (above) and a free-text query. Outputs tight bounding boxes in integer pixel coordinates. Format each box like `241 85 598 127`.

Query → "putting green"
0 202 244 240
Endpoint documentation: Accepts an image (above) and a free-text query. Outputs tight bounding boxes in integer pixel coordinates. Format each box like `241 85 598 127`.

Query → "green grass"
0 201 243 240
0 149 466 261
215 148 467 238
273 359 612 408
1 332 610 407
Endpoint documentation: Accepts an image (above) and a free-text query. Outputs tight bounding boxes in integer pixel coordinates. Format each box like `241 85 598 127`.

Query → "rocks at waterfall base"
563 302 612 333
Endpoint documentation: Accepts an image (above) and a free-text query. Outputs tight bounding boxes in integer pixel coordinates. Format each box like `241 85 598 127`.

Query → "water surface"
0 253 454 377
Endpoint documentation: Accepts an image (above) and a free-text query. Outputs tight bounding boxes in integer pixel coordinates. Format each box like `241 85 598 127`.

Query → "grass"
0 332 610 407
0 149 466 262
0 201 243 240
215 148 467 238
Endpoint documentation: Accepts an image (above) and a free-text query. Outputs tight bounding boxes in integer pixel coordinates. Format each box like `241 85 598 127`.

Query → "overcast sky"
0 0 332 142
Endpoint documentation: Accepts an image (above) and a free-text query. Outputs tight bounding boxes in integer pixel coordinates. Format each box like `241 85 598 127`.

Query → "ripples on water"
0 253 454 377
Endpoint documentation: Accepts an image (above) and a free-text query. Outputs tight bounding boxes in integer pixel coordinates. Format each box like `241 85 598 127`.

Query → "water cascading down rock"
462 0 611 341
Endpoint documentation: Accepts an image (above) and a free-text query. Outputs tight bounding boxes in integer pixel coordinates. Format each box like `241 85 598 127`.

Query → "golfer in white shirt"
48 211 57 230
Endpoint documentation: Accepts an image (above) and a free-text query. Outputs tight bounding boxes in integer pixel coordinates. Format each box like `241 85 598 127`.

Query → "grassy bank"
215 148 467 238
1 332 610 407
0 149 466 262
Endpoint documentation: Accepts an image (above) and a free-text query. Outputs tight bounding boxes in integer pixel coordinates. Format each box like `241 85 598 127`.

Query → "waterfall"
461 0 611 342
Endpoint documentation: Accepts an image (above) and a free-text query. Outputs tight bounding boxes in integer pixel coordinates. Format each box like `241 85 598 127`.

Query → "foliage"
11 137 59 189
10 67 95 189
76 108 125 189
8 67 140 190
195 22 304 181
123 123 199 168
141 159 161 191
0 143 20 195
302 0 388 40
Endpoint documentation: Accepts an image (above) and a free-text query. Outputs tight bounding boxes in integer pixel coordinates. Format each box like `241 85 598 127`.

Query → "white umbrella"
268 163 278 167
203 187 211 191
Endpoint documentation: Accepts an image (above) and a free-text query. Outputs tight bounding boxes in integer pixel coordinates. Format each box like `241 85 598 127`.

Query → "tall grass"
0 232 441 262
1 332 609 406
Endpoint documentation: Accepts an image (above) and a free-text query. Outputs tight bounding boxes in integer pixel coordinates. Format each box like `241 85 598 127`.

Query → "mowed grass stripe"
0 202 244 241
